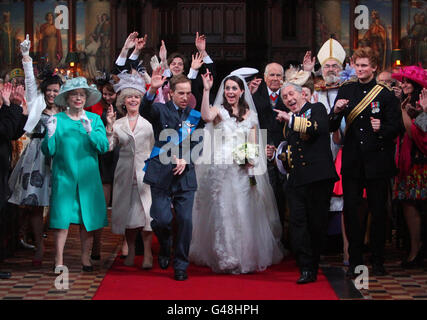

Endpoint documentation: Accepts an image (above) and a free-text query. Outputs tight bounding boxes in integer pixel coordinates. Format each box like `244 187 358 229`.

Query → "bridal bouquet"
232 142 259 186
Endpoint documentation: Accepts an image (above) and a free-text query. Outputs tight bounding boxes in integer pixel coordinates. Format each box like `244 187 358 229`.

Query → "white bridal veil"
195 67 283 244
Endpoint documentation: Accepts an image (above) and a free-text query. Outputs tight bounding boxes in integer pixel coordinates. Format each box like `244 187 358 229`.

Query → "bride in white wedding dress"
189 68 284 274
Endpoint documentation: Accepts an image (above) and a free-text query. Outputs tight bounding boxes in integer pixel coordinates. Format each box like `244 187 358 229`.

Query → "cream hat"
317 38 346 67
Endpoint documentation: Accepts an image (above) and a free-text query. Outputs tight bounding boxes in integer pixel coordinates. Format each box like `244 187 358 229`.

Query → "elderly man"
249 62 289 246
275 82 338 284
303 38 347 114
377 70 402 99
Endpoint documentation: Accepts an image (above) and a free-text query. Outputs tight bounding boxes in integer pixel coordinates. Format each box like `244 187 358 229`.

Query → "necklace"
127 115 138 121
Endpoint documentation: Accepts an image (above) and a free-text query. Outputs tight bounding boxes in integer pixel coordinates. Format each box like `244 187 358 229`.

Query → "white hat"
285 66 311 86
113 72 146 94
317 38 346 67
230 67 259 79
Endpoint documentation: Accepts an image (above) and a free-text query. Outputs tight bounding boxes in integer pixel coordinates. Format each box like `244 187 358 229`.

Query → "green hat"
54 77 101 108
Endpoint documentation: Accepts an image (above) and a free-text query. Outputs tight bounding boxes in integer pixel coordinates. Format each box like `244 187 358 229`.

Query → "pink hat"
392 65 427 88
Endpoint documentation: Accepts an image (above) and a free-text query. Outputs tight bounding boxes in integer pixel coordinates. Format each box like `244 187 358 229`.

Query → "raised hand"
334 99 349 114
1 82 13 106
149 66 167 94
202 68 213 91
20 34 31 57
159 40 167 63
191 52 204 70
106 104 116 130
419 88 427 113
123 32 138 50
195 32 207 57
80 112 92 134
303 51 316 72
134 34 148 51
248 78 262 95
10 85 25 106
393 86 402 99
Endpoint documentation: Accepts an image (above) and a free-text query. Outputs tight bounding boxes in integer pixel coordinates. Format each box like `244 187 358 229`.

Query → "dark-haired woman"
8 35 63 266
392 66 427 268
85 80 119 261
189 70 283 274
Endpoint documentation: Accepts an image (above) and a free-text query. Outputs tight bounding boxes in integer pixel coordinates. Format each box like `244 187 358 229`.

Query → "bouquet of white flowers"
232 142 259 186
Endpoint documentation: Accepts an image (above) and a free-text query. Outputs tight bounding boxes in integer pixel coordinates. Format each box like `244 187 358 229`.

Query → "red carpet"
93 239 338 300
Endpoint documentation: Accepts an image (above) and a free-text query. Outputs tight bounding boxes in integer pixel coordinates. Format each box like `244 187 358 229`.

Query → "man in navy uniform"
329 47 401 277
139 67 203 281
275 82 338 284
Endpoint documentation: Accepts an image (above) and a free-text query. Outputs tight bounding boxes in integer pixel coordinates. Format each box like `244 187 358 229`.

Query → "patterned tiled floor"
320 248 427 300
1 213 426 300
0 210 122 300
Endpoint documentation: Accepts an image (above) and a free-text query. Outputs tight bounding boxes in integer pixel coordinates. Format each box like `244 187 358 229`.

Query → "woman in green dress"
41 77 109 272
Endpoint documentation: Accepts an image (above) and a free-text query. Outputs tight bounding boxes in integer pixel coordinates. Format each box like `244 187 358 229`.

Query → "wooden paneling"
177 2 245 44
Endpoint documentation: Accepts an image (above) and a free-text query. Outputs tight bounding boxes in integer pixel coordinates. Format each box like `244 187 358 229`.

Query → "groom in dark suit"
139 68 202 281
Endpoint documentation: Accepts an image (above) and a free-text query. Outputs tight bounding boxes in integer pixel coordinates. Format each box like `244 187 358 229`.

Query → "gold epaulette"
339 78 358 87
293 116 312 134
376 80 393 91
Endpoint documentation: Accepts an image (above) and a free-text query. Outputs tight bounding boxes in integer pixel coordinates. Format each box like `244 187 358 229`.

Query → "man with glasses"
303 38 346 114
377 71 402 99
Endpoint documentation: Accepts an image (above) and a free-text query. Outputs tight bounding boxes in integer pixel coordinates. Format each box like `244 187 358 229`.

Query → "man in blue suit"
139 67 202 281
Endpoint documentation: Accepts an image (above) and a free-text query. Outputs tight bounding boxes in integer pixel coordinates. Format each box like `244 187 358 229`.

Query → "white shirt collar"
267 87 280 97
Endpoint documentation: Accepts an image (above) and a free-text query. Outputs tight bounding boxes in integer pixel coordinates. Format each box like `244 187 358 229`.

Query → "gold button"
298 148 302 151
291 165 294 168
300 155 303 159
302 162 306 166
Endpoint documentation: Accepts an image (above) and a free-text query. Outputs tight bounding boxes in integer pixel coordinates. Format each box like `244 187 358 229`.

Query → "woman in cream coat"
106 75 155 269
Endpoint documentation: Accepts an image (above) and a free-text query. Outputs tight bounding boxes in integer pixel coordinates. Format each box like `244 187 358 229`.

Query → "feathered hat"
285 66 311 86
392 65 427 88
114 72 147 114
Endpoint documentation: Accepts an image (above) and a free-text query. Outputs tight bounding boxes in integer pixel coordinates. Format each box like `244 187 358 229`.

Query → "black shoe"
158 256 170 270
0 271 11 279
372 264 388 276
90 254 101 261
345 266 358 279
82 264 94 272
401 249 424 269
296 271 316 284
174 269 188 281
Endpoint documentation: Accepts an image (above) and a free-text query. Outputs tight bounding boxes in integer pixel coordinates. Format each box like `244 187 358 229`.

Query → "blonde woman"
105 73 155 269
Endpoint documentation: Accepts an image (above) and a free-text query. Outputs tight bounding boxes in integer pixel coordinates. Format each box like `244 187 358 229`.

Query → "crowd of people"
0 31 426 285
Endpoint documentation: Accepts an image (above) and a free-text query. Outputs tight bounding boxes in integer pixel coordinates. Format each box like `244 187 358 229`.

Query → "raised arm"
200 69 219 123
20 34 38 103
139 66 166 121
